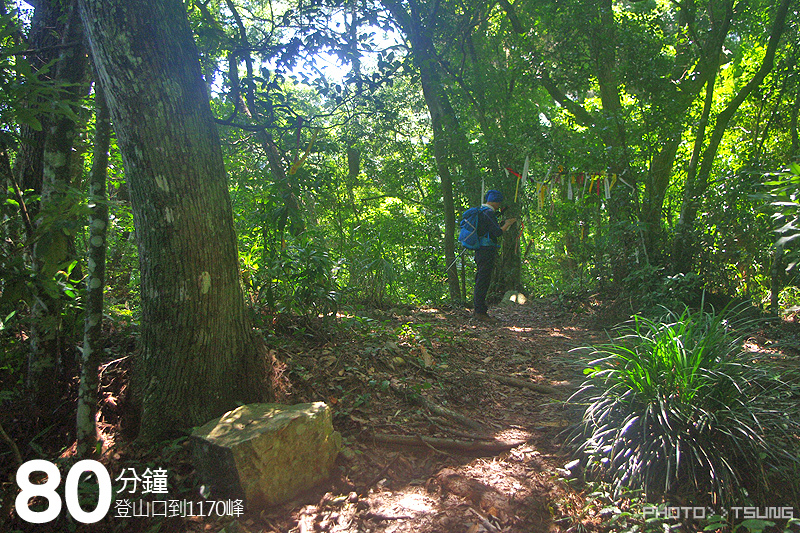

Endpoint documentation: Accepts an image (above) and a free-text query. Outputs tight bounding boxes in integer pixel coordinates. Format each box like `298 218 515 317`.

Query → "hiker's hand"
501 218 517 231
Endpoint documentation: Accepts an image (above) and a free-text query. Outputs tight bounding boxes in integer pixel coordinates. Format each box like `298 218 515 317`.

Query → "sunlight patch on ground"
359 486 440 531
395 492 434 513
506 443 543 463
492 427 533 443
416 307 452 320
506 326 535 333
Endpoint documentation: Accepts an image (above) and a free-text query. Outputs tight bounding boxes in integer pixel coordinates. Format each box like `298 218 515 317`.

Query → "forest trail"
257 298 609 533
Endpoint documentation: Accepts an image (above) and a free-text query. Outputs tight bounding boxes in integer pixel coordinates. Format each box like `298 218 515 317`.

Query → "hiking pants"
474 246 497 314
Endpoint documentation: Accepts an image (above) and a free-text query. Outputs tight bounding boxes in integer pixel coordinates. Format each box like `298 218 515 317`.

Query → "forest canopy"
3 0 798 319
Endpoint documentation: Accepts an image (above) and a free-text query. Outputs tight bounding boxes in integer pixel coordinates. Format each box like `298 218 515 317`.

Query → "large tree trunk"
642 134 681 255
418 66 462 302
590 0 636 285
78 0 270 441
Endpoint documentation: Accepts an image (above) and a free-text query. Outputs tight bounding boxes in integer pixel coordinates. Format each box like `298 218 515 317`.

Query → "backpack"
458 206 491 249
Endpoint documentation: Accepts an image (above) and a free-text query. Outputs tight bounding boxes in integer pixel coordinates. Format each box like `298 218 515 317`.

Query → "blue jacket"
477 205 503 247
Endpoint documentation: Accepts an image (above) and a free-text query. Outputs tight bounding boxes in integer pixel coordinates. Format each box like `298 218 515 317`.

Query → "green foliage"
343 237 396 307
622 263 704 312
569 304 800 505
0 308 24 405
695 170 775 299
261 236 339 327
764 163 800 272
559 482 669 533
1 187 88 353
0 11 46 135
1 5 90 146
775 285 800 313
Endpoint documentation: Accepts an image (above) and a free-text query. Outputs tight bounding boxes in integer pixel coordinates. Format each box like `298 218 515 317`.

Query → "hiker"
472 189 516 322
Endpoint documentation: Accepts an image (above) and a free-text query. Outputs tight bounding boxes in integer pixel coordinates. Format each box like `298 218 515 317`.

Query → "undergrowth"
567 303 800 509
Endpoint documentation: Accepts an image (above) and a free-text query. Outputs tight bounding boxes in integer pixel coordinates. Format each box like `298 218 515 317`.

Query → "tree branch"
0 420 23 467
538 71 597 129
9 41 81 57
497 0 525 34
691 0 791 209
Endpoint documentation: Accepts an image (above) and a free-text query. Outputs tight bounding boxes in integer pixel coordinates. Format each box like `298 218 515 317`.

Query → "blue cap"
485 189 503 203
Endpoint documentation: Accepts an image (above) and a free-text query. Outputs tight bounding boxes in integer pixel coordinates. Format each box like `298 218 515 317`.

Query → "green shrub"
622 263 704 313
569 304 800 506
262 239 339 325
765 163 800 275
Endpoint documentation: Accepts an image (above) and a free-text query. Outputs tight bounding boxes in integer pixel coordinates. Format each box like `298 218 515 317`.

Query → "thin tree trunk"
28 0 88 406
683 72 718 215
791 88 800 157
671 72 718 272
771 244 784 315
381 0 469 303
415 52 464 303
78 0 270 441
681 0 790 233
422 87 461 302
14 0 63 204
76 83 110 458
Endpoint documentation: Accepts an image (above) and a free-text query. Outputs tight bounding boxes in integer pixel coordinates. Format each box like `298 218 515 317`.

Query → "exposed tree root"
390 382 487 431
475 370 558 394
367 433 526 453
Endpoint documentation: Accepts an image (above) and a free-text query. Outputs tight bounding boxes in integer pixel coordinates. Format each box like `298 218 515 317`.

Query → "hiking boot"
473 312 499 324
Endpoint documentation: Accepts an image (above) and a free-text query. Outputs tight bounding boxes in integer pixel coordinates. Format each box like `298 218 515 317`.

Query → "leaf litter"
0 297 612 533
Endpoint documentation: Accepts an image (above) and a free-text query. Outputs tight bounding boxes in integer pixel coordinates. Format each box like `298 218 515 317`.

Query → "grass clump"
569 304 800 506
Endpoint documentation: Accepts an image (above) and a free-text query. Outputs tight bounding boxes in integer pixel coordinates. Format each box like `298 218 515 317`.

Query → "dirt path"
0 298 607 533
254 298 606 533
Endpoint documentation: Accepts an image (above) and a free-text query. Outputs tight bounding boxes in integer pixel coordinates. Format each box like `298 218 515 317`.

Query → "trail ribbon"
517 155 529 203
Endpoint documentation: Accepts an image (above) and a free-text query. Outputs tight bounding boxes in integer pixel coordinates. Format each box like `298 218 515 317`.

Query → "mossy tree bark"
78 0 270 441
76 83 110 458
